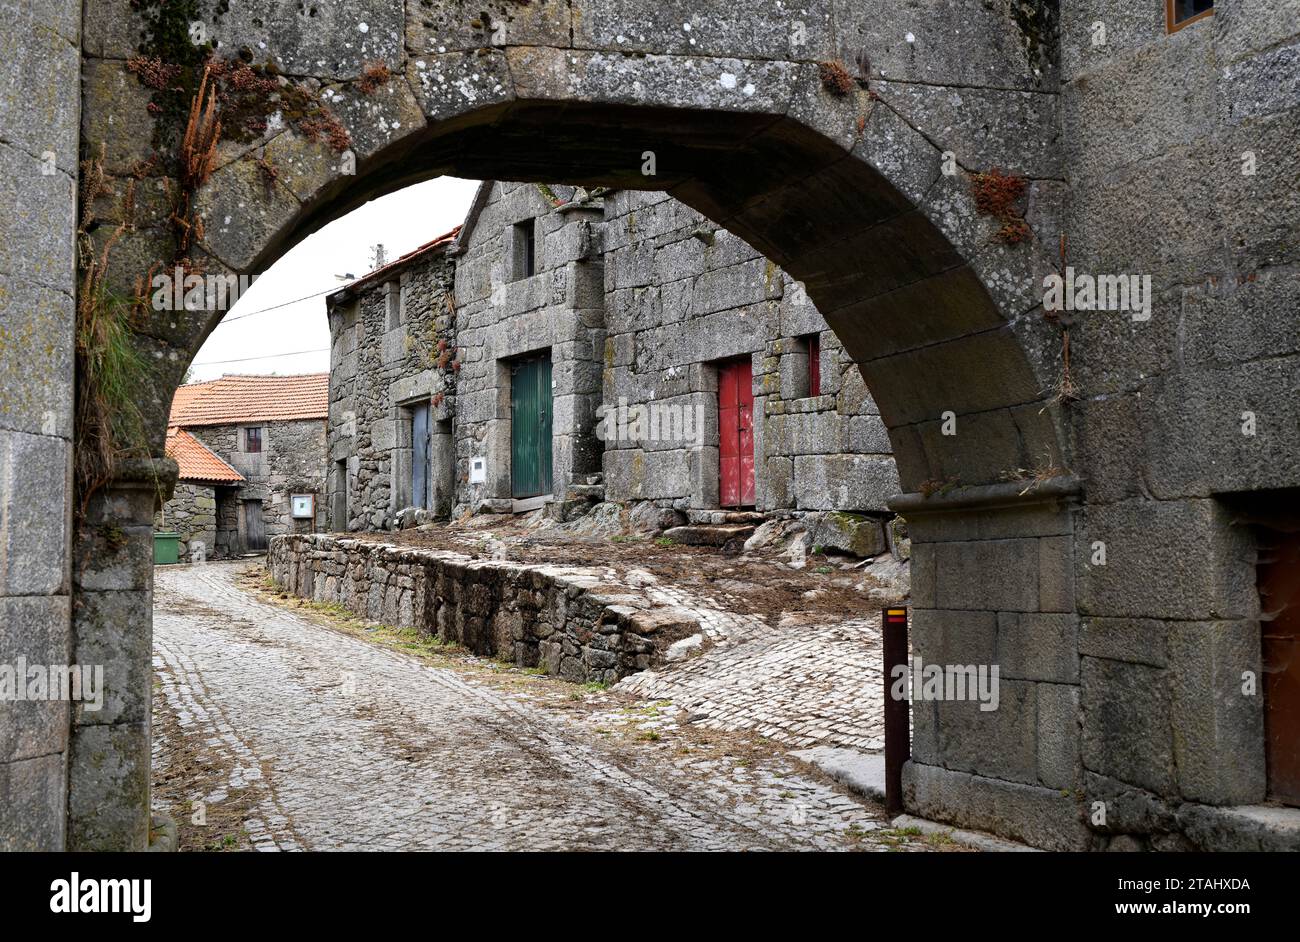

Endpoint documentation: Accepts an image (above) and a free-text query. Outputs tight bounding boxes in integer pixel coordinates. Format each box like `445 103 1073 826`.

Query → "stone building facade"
156 428 242 561
327 181 900 529
157 375 330 558
327 231 461 532
601 187 898 514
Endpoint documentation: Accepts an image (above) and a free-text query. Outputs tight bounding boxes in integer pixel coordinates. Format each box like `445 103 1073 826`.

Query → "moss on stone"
1009 0 1060 77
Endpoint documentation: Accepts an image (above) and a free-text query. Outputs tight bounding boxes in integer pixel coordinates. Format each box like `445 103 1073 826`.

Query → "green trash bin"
154 531 180 565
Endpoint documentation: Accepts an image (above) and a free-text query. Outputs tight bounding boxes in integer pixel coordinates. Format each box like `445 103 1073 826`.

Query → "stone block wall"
601 189 899 512
1053 3 1300 847
450 182 606 513
268 534 696 684
153 482 217 560
898 481 1090 850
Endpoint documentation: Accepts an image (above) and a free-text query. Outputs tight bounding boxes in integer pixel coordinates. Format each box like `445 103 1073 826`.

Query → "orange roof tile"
165 428 245 484
168 378 220 419
168 373 329 427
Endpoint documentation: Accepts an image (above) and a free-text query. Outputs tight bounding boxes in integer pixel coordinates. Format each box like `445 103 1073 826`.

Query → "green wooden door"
510 354 553 499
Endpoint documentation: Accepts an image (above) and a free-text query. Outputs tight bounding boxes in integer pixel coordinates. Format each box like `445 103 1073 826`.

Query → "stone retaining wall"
268 534 697 685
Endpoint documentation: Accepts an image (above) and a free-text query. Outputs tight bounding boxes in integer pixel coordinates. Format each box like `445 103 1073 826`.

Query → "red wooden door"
1260 528 1300 806
718 359 755 508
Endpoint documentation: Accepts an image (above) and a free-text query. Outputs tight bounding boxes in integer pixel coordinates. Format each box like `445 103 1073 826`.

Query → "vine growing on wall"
122 0 352 270
74 147 156 522
75 2 361 516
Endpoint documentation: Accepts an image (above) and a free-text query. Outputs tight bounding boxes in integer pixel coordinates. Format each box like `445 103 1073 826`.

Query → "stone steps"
662 523 757 547
685 509 768 525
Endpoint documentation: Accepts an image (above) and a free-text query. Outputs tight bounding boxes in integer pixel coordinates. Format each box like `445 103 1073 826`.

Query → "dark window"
791 333 821 399
1168 0 1213 31
385 280 401 330
807 333 821 398
245 426 263 453
513 220 536 281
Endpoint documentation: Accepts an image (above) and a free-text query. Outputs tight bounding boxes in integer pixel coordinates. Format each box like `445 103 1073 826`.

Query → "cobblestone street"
152 561 924 852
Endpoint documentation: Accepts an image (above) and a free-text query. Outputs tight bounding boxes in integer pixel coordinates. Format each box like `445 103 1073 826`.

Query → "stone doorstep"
663 524 758 546
1177 803 1300 852
627 606 700 637
685 509 768 525
889 814 1040 853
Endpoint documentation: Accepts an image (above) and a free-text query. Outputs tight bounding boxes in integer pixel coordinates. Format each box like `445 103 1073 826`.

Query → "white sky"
188 176 480 381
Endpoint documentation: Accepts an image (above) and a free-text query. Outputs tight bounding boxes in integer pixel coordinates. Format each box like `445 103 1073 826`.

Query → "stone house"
158 374 329 558
157 427 245 560
326 182 899 540
326 230 461 532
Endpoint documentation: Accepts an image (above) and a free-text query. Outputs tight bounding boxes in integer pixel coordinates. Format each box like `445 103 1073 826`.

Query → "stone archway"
16 0 1271 852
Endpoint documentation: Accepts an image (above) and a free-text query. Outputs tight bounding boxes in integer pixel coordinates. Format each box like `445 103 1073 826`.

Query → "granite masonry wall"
330 181 901 521
449 182 607 514
1037 1 1300 852
328 251 457 530
154 482 217 561
0 0 80 850
268 533 697 684
601 188 899 512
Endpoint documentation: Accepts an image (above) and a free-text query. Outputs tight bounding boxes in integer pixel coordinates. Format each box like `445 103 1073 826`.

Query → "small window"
512 220 536 281
788 333 822 399
245 426 263 453
806 333 821 398
384 280 400 330
1167 0 1213 32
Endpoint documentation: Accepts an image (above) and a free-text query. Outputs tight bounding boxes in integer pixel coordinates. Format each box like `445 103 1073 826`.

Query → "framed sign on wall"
290 493 316 519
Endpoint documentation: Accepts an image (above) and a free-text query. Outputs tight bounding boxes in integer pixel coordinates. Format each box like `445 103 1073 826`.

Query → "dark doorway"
332 459 348 530
1259 526 1300 806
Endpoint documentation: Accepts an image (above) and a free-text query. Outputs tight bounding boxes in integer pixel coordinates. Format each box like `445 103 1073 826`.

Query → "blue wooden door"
411 402 430 509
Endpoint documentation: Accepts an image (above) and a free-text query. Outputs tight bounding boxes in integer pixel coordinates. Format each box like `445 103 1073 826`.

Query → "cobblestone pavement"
152 560 920 852
620 576 885 752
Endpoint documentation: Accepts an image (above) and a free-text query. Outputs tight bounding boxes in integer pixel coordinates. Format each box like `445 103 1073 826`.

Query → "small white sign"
469 457 487 485
291 494 315 519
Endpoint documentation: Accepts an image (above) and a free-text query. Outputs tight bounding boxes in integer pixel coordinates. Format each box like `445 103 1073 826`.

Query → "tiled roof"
328 226 461 301
168 377 220 418
165 428 245 484
168 373 329 427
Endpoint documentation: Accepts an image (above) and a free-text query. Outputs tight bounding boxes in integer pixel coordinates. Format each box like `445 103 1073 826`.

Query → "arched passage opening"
161 99 1063 489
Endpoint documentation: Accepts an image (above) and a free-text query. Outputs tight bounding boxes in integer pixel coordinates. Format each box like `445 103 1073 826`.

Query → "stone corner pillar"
67 457 176 851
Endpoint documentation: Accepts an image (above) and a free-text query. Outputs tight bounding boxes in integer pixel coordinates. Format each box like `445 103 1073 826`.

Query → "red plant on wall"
971 167 1031 245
